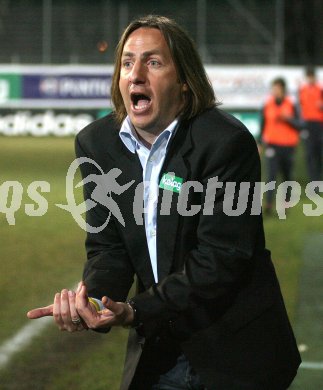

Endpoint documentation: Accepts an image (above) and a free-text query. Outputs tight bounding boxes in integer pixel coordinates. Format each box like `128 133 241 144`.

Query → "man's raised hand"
75 282 134 329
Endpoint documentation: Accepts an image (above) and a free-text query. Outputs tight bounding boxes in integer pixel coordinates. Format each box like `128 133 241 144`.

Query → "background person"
258 77 300 215
27 15 301 390
298 66 323 183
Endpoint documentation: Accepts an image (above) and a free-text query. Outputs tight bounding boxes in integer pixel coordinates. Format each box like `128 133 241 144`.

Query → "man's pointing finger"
27 305 54 319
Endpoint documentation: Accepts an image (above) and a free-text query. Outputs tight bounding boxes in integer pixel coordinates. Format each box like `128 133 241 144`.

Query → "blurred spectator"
298 66 323 182
258 78 300 215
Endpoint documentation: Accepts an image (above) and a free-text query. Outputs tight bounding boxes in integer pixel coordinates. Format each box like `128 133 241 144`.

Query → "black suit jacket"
75 108 301 389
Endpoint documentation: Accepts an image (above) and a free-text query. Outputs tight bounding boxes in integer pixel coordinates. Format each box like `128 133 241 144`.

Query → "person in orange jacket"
259 78 300 215
299 66 323 182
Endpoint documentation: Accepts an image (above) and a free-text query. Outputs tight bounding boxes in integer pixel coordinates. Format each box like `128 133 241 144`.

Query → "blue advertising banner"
22 74 112 100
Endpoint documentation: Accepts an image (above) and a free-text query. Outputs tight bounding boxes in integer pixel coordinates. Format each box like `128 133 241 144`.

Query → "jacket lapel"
157 121 193 280
106 131 156 289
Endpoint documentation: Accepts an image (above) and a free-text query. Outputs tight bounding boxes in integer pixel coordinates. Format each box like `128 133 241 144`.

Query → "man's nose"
129 61 146 84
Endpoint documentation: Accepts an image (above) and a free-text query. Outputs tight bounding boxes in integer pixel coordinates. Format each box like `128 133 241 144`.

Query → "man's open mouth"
130 93 152 111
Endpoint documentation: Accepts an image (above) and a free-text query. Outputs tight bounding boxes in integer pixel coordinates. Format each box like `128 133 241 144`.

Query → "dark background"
0 0 322 65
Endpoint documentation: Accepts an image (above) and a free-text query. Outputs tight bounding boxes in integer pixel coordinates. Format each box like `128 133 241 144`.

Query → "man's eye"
148 60 160 67
123 61 132 68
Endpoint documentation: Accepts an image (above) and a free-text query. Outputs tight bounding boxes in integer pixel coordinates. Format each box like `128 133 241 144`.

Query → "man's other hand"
75 282 134 329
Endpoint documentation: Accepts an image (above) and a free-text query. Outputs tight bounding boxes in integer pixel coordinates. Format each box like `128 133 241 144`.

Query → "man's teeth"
134 99 150 109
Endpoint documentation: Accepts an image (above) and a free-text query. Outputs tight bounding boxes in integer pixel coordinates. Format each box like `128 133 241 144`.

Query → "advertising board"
0 65 321 136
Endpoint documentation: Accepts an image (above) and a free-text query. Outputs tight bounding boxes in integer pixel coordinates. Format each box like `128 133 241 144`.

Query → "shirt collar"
119 116 179 154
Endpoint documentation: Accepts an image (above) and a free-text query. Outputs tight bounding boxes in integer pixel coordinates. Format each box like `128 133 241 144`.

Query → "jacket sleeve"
131 129 263 326
75 135 135 303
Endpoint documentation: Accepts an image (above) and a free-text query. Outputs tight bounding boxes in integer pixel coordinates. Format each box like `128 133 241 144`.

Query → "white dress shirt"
119 116 178 282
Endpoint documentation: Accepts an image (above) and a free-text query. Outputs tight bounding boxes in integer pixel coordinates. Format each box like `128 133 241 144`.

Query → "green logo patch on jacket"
159 173 183 193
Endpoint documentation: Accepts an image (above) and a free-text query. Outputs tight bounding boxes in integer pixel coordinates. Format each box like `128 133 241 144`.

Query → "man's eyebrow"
121 50 163 59
122 51 135 58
